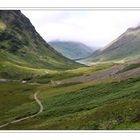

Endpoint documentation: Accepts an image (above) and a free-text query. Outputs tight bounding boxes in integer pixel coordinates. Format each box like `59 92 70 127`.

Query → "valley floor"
0 59 140 130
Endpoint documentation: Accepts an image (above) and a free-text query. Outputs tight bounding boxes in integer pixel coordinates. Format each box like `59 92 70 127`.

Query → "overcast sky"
22 10 140 48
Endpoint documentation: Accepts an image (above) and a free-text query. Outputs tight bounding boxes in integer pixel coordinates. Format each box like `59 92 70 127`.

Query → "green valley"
0 10 140 130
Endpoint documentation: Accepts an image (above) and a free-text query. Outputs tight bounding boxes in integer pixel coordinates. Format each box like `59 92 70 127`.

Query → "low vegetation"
33 63 114 84
1 77 140 130
0 82 38 125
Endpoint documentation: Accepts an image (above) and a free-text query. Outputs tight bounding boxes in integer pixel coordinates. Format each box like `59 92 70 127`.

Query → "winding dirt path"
0 91 43 128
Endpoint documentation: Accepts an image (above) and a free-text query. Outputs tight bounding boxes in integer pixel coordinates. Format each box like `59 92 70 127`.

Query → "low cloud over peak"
22 10 140 48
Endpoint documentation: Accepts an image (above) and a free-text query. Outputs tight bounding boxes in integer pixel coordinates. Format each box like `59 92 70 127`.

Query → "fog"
22 10 140 48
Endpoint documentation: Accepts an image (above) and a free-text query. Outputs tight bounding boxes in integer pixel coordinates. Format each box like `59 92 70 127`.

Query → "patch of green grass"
0 47 114 82
34 63 115 84
2 77 140 130
0 60 59 80
113 122 140 130
0 21 6 31
0 82 38 125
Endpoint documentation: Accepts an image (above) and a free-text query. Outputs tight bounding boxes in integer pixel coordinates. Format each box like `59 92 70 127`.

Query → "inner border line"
1 7 140 10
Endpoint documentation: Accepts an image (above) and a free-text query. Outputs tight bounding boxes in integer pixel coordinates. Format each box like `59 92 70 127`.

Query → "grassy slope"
0 82 38 125
0 63 114 129
1 76 140 130
34 77 140 130
33 63 114 83
0 60 59 80
0 60 114 81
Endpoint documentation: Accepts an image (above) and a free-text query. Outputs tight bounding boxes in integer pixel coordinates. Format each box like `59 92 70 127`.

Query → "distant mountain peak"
81 24 140 63
49 40 95 60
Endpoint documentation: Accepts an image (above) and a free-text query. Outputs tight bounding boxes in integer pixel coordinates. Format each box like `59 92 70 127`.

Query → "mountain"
48 41 94 60
82 25 140 63
0 10 83 79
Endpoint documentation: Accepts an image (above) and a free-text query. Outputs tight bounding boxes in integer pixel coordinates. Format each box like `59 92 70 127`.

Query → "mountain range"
81 25 140 63
49 41 94 60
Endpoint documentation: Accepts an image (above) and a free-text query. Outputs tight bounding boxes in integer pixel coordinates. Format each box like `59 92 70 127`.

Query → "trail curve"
0 91 43 128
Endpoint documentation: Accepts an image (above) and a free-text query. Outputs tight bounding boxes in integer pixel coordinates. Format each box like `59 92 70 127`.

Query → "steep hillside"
82 25 140 63
49 41 94 60
0 10 82 79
